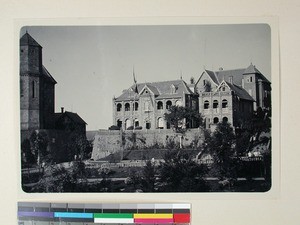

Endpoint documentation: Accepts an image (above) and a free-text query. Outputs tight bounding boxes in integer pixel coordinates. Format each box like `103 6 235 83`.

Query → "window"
203 79 206 86
125 119 131 129
20 79 24 97
157 101 163 110
117 103 122 111
144 101 150 111
213 117 219 124
117 120 122 128
134 120 139 127
32 81 36 98
204 100 209 109
125 103 130 111
223 117 228 123
166 121 171 129
222 86 226 91
157 117 164 129
134 102 139 111
222 99 228 108
213 100 219 108
166 100 172 109
146 122 151 129
250 76 253 82
175 100 182 106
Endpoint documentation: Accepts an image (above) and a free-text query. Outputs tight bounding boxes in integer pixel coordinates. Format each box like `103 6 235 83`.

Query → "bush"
135 126 143 130
109 125 120 130
126 126 134 130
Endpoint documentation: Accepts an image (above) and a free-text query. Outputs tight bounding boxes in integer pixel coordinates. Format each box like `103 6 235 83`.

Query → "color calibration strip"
18 202 191 224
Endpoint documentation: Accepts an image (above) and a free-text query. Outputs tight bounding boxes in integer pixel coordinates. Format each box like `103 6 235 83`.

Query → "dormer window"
170 84 177 94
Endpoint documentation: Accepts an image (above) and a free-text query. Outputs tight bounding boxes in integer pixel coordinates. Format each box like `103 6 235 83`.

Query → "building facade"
20 32 57 130
194 64 271 129
113 64 271 131
113 80 198 130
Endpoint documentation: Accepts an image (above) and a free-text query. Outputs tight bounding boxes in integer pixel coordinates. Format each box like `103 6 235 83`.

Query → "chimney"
61 107 64 113
229 76 233 84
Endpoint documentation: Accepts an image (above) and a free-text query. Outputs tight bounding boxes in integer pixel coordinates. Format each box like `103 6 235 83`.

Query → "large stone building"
113 64 271 131
113 79 198 130
195 65 271 129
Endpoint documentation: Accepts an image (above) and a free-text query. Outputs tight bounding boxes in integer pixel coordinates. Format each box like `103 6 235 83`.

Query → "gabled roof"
204 70 220 85
225 81 255 101
115 79 194 101
42 66 57 84
20 32 41 47
214 64 270 85
55 111 87 125
215 68 245 86
243 64 271 83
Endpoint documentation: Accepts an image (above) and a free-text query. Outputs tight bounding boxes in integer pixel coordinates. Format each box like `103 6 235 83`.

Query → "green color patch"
94 213 133 218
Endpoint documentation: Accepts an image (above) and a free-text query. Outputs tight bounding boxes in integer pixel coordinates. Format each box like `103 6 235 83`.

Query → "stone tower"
20 32 57 130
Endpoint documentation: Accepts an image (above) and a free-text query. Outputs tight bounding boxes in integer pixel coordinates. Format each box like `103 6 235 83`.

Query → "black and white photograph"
20 24 272 193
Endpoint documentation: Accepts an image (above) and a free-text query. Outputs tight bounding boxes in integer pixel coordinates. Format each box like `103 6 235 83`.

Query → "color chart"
18 202 191 225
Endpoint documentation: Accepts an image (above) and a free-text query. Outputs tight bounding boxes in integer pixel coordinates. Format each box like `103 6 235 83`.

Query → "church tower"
20 32 56 130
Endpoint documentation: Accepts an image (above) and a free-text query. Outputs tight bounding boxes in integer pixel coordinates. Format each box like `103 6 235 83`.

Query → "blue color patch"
54 212 93 218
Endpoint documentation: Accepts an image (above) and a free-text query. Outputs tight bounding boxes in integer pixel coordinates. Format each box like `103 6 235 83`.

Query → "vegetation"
164 105 203 132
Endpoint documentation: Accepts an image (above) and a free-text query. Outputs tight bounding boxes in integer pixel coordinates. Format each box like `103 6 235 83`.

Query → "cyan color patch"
54 212 93 218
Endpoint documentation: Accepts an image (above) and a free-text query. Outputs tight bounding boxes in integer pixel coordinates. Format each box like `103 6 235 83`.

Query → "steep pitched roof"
243 64 271 83
226 82 255 101
204 70 220 85
115 79 194 101
20 32 41 47
42 66 57 84
215 68 245 86
55 111 87 125
214 64 270 85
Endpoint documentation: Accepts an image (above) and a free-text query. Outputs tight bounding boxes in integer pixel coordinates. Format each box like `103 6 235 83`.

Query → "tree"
140 161 157 192
158 149 208 192
164 105 203 132
29 131 50 165
21 139 35 166
209 121 239 190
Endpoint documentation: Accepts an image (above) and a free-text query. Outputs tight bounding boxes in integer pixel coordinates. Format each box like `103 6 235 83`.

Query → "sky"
20 24 271 131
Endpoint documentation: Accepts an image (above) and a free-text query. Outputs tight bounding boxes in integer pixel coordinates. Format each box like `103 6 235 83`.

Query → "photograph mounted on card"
19 22 273 193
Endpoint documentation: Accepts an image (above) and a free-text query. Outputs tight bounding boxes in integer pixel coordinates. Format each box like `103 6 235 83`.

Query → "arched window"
125 119 132 129
117 119 122 128
223 117 228 123
222 99 228 108
213 100 219 108
117 103 122 112
213 117 219 124
204 100 209 109
20 79 24 97
166 100 172 109
175 100 182 106
157 101 163 110
134 119 139 128
134 102 139 111
157 117 164 129
125 103 130 111
32 81 36 98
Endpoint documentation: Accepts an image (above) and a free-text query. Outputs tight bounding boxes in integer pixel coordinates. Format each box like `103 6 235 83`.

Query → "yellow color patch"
133 213 173 219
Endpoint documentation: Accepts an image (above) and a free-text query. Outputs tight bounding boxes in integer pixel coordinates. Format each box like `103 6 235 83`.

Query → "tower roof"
243 63 261 75
20 32 41 47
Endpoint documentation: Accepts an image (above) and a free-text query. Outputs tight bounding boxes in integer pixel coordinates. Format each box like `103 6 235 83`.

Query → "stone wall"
91 128 204 160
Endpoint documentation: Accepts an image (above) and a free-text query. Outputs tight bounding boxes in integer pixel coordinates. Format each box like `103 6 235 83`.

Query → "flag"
133 67 138 93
